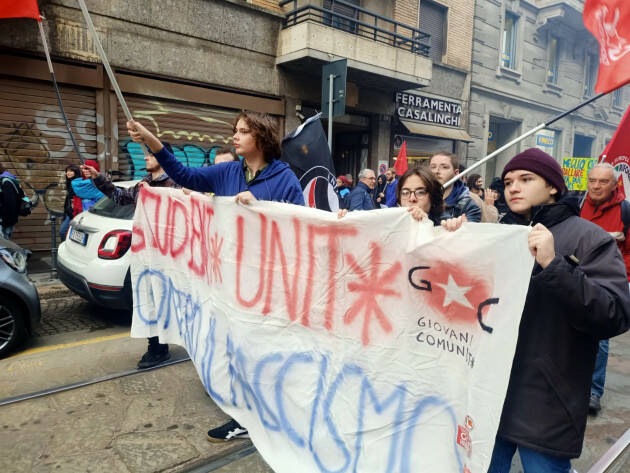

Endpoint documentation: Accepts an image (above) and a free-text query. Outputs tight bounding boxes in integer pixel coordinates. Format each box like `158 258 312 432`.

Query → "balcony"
534 0 586 31
276 0 432 91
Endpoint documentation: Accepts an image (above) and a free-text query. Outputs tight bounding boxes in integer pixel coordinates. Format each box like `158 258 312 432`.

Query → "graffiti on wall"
117 101 236 180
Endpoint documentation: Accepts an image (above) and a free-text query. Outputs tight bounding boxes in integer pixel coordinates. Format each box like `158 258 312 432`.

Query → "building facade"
468 0 628 181
0 0 478 255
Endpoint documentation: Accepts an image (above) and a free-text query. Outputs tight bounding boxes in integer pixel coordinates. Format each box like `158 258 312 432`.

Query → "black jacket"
498 196 630 458
93 172 179 206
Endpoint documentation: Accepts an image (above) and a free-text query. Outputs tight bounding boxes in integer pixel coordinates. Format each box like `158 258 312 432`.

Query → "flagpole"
445 92 607 188
37 17 85 163
76 0 149 157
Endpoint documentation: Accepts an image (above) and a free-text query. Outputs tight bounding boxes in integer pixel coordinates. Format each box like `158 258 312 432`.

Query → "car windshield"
89 197 135 220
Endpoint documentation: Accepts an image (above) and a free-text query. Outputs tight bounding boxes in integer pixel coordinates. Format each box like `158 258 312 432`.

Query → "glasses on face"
365 176 377 181
400 188 428 199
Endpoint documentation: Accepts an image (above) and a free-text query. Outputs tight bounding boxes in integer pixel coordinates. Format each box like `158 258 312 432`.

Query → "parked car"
0 238 41 358
57 180 139 311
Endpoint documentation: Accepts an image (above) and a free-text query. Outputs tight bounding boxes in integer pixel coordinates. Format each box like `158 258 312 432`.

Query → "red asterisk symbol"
344 242 402 345
209 233 223 283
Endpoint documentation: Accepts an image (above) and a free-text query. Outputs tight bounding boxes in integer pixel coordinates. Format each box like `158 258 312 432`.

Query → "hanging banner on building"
130 188 534 473
562 157 596 191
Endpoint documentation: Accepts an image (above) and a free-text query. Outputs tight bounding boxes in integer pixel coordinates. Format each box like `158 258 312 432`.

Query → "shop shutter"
0 75 97 251
419 1 446 63
116 95 239 181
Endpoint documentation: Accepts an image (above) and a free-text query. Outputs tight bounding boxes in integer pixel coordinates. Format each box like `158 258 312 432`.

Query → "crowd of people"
2 109 628 473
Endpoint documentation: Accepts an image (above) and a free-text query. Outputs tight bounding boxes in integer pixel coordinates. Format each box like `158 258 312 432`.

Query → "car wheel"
0 298 28 358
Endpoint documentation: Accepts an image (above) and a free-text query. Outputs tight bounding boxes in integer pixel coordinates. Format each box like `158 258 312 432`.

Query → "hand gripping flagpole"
444 92 607 189
76 0 149 157
37 17 85 164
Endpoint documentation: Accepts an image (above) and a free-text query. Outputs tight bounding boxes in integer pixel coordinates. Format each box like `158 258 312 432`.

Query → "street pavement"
0 278 627 472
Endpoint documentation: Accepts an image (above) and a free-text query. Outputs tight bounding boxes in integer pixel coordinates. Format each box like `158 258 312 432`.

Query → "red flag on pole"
394 141 408 176
583 0 630 94
601 105 630 200
0 0 41 21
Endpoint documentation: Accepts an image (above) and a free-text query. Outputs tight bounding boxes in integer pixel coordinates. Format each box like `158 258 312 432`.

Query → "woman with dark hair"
374 174 387 207
126 110 304 206
395 167 445 225
59 164 82 241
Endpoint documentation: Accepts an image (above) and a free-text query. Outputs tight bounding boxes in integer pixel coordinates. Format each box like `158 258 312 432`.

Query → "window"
573 134 593 158
613 88 622 107
584 53 598 97
502 12 518 69
419 1 447 63
323 0 360 34
547 36 559 84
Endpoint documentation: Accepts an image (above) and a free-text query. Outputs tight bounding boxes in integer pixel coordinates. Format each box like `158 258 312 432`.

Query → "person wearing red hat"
488 148 630 473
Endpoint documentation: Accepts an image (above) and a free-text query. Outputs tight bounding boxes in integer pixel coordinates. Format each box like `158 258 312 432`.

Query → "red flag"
394 140 408 176
601 105 630 200
0 0 40 21
583 0 630 93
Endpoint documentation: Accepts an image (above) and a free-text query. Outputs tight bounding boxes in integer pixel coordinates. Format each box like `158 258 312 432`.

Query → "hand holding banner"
130 188 534 473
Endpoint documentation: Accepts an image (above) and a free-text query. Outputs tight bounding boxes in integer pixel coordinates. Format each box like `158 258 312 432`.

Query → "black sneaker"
588 394 601 415
207 419 249 442
137 350 171 369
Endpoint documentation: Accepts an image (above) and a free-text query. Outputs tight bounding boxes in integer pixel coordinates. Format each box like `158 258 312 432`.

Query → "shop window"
419 0 447 63
501 12 518 70
547 36 560 85
584 53 598 97
573 134 593 158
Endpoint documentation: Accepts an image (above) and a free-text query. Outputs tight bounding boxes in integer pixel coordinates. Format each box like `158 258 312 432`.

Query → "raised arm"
126 120 220 192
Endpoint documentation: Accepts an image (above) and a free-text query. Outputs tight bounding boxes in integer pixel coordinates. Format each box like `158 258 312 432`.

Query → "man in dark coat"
348 168 376 211
82 142 179 369
488 148 630 473
429 152 481 222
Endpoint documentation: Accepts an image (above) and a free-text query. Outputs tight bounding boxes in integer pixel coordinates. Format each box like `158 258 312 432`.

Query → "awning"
399 119 473 142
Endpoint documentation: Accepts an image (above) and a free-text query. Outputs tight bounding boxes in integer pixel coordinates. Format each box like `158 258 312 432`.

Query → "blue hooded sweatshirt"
441 179 481 222
153 147 305 205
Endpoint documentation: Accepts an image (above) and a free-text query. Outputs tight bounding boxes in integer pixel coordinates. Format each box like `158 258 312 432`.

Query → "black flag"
281 113 339 211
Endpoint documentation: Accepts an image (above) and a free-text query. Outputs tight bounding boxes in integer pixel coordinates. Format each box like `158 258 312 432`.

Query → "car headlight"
0 247 27 273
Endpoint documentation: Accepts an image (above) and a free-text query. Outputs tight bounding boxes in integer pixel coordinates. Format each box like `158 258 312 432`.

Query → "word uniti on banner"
130 187 534 473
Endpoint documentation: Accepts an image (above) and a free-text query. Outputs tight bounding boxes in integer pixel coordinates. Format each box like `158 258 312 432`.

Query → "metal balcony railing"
278 0 431 57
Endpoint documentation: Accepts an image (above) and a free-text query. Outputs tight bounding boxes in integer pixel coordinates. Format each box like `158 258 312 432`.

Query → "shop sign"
395 92 462 127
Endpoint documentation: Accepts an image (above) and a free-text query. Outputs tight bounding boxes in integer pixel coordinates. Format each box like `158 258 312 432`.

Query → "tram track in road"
0 353 191 407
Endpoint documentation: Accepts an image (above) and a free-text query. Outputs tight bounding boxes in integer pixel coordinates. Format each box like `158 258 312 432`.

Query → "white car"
57 180 139 311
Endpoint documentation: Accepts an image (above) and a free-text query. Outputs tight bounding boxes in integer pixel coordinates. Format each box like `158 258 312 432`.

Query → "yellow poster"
562 157 596 191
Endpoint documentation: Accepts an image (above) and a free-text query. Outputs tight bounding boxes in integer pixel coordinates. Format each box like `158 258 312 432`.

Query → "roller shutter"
0 76 97 250
117 95 238 180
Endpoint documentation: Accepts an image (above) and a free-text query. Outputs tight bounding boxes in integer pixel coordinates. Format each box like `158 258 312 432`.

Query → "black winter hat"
501 148 567 195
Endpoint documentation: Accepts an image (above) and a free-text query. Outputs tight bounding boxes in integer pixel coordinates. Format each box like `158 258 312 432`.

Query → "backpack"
1 177 33 217
622 199 630 237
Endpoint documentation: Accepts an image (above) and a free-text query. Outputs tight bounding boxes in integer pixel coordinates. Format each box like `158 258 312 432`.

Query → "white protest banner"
130 187 534 473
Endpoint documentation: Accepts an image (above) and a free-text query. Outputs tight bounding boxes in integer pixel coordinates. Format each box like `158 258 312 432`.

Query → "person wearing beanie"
82 142 180 370
487 149 630 472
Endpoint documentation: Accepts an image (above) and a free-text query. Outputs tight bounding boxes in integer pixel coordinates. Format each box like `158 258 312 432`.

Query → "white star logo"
435 274 474 309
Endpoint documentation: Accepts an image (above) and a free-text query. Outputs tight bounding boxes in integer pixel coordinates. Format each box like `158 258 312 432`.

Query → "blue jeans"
0 225 14 239
488 438 571 473
59 215 71 242
591 339 609 398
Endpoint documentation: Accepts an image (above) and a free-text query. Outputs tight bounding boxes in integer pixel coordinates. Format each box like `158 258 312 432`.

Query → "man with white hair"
580 162 630 415
348 168 376 211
